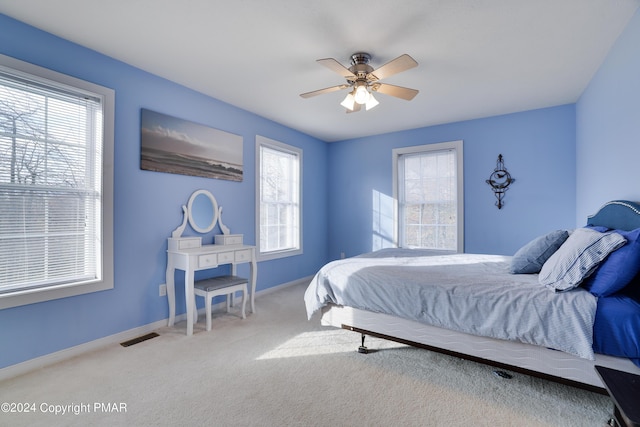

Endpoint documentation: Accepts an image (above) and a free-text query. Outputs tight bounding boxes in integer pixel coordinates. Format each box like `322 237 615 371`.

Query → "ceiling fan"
300 52 419 113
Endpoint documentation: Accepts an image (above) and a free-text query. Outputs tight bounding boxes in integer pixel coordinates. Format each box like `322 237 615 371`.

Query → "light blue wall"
0 14 329 369
576 9 640 222
328 105 577 259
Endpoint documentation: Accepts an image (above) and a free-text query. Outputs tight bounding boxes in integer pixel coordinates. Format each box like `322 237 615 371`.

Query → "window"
0 54 114 309
393 140 463 252
256 136 302 260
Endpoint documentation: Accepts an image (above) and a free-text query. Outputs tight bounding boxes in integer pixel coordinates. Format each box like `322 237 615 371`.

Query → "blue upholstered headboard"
586 200 640 231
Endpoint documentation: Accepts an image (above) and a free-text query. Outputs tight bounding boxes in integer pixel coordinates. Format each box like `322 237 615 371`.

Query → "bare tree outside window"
1 87 82 187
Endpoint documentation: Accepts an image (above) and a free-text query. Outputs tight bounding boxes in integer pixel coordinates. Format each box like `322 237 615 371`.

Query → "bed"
304 200 640 393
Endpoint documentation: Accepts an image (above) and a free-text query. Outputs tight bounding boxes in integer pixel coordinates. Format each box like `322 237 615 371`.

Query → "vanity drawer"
235 249 253 262
215 234 243 245
168 237 201 251
213 234 244 245
198 254 218 268
178 238 202 249
217 251 235 264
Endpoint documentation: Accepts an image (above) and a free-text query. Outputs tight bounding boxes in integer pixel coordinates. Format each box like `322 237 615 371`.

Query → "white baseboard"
0 319 169 382
0 276 312 382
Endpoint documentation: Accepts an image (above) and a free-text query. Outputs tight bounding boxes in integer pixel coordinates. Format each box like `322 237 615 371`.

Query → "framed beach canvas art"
140 109 243 181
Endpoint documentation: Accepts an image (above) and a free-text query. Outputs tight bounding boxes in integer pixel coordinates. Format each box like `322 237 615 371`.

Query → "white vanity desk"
166 242 256 336
165 189 257 336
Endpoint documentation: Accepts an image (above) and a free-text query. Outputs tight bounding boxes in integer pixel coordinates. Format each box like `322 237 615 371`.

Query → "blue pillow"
582 228 640 297
510 230 569 274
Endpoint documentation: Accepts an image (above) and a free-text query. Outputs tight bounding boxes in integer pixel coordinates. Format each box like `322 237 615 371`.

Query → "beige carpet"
0 283 612 426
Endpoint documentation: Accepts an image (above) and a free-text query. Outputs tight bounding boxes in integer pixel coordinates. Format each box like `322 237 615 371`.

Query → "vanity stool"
194 275 248 331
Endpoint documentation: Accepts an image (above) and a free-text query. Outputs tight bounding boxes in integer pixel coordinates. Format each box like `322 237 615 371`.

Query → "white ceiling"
0 1 638 142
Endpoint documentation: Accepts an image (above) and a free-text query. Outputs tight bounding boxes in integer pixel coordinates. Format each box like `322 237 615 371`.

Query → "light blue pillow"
510 230 569 274
582 228 640 297
539 228 627 292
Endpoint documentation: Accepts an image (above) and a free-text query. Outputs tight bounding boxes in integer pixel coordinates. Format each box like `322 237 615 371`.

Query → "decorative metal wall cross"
486 154 515 209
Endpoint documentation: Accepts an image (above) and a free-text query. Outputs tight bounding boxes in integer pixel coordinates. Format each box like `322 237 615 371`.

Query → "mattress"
305 251 598 359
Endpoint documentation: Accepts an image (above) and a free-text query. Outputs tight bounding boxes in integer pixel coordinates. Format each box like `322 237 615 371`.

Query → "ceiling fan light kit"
365 92 379 110
300 52 419 113
340 92 355 110
354 82 370 104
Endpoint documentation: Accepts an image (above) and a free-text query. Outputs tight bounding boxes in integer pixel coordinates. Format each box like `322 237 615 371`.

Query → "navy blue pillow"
510 230 569 274
582 228 640 297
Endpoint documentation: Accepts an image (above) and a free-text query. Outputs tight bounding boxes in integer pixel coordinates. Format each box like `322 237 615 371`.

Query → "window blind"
0 66 103 294
398 148 458 250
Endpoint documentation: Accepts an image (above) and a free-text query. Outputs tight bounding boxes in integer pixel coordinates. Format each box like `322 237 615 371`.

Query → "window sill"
257 248 303 262
0 279 113 310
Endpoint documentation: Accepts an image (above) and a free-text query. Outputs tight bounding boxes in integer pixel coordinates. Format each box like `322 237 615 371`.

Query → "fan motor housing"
349 52 374 78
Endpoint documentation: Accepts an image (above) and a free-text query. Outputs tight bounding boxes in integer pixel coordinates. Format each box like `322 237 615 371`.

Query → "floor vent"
120 332 159 347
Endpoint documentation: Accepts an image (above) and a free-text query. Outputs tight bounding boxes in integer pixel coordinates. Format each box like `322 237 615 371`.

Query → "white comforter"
304 250 598 359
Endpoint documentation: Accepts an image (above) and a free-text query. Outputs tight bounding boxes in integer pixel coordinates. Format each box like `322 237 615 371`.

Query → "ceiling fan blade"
317 58 357 79
300 84 350 98
372 83 419 100
369 54 418 81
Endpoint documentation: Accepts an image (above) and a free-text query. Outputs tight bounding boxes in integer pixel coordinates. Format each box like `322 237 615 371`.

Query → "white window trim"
392 140 464 253
255 135 303 261
0 53 114 309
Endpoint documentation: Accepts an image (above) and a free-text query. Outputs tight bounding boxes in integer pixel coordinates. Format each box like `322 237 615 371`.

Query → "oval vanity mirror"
187 189 219 233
